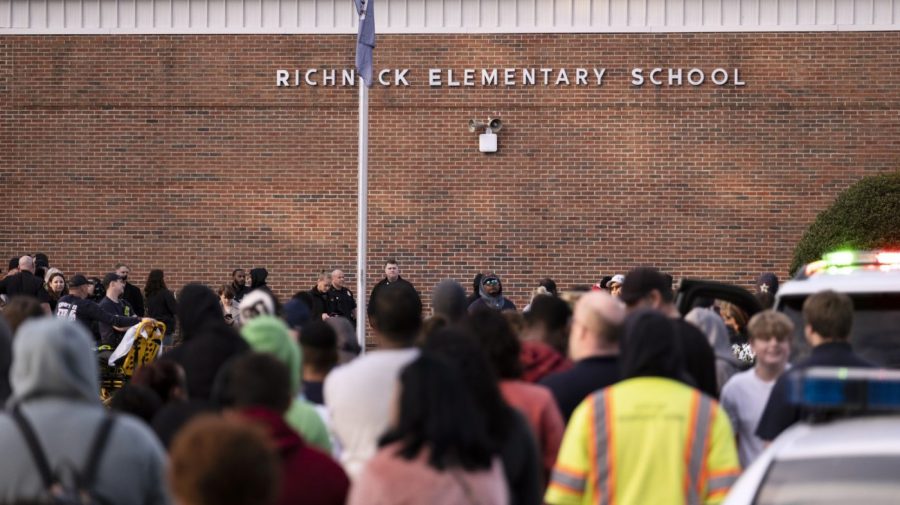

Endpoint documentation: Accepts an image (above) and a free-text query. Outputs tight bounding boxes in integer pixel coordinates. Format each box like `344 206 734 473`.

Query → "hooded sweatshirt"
468 274 516 313
239 407 349 505
0 318 169 505
241 316 332 453
685 307 746 392
161 283 250 401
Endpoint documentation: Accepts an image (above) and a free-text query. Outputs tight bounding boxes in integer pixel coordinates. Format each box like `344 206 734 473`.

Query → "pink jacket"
347 442 508 505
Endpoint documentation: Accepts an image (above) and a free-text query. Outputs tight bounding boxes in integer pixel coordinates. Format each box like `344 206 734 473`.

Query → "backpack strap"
79 415 116 490
10 405 56 491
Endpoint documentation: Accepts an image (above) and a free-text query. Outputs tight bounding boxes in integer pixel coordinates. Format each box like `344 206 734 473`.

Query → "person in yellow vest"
546 309 741 505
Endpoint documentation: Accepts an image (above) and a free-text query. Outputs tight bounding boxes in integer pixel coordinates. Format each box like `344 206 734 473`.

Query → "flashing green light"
824 250 856 267
837 368 849 380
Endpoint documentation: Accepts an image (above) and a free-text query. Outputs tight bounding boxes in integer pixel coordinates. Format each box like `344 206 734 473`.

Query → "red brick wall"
2 32 899 310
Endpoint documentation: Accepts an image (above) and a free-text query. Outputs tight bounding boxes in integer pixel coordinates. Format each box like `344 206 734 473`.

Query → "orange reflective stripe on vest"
684 391 714 505
590 390 616 505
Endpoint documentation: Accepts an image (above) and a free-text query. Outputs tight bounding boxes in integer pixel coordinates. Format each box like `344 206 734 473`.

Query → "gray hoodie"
0 317 170 505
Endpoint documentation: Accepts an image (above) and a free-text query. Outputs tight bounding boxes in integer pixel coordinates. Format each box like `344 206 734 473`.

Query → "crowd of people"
0 253 874 505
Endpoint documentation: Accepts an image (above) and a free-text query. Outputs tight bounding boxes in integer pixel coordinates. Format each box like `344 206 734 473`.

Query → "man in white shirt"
719 310 793 467
324 282 421 479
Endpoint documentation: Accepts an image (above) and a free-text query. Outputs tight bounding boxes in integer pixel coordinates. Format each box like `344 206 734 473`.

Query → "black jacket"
307 285 330 320
122 281 145 317
327 286 357 325
147 289 178 335
367 276 415 318
0 271 49 303
756 341 873 441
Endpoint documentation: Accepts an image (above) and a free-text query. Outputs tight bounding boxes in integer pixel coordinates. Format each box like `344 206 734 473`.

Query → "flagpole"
356 80 369 354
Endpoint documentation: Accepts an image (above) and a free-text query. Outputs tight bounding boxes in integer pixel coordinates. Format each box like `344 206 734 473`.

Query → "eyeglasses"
484 279 500 286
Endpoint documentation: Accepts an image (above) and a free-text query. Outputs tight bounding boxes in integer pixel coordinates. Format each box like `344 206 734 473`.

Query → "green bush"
790 171 900 274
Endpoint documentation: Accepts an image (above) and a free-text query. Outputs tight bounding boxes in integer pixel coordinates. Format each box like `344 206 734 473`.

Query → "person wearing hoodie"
685 307 747 393
249 267 273 296
0 318 170 504
240 315 332 454
153 284 250 447
216 353 350 505
468 273 516 314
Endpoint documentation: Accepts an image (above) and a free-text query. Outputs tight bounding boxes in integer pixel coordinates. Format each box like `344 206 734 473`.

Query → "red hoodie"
520 340 571 383
238 407 350 505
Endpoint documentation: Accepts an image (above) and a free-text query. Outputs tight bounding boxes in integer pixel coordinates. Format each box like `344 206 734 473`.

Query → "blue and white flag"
354 0 375 87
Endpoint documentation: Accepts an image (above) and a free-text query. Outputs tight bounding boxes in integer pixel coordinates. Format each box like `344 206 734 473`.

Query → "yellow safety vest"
546 377 740 505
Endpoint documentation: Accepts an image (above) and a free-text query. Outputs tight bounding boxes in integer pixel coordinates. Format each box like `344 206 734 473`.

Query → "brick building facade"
2 28 899 308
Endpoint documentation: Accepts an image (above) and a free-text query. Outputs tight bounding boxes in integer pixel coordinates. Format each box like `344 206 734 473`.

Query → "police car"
775 250 900 367
724 367 900 505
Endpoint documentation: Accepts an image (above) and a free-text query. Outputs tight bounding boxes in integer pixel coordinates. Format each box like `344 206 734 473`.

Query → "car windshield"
754 456 900 505
780 294 900 368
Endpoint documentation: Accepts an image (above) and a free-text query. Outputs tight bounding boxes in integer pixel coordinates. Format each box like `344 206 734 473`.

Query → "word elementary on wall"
275 67 746 88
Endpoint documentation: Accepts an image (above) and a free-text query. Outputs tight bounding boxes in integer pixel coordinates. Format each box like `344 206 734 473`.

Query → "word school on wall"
275 67 746 88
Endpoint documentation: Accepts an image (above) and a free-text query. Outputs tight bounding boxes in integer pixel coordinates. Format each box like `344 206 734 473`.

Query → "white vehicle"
724 367 900 505
775 250 900 367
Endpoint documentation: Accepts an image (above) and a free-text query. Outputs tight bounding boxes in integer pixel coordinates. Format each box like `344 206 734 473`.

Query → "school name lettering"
275 67 745 88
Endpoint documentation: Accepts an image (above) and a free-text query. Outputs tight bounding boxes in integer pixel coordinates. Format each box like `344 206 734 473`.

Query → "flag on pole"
354 0 375 87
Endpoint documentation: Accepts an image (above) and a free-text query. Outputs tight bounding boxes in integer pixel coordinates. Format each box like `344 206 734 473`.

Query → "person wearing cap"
607 274 625 297
619 267 719 399
0 256 51 314
468 273 516 313
756 272 779 295
56 274 143 343
98 272 145 348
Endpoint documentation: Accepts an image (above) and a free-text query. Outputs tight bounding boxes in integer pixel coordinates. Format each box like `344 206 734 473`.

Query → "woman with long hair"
44 271 67 313
144 269 178 346
348 353 508 505
424 328 543 505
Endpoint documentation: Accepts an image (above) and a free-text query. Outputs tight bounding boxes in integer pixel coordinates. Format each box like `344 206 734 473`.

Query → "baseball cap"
102 272 124 288
757 272 779 294
69 274 91 287
608 274 625 286
619 267 673 305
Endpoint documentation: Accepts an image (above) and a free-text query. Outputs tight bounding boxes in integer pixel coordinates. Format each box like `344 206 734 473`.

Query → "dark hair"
144 269 167 298
537 277 558 297
45 272 67 301
803 290 854 341
421 314 449 341
7 257 17 271
2 296 45 334
754 291 775 310
462 309 523 379
524 295 572 355
215 353 292 414
231 269 244 277
384 258 398 267
109 384 163 424
380 353 493 471
132 361 187 403
299 321 338 374
620 309 685 381
423 328 517 453
370 282 422 344
169 416 280 505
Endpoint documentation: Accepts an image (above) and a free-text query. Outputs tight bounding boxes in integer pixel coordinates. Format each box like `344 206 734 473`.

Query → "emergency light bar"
791 367 900 412
802 249 900 278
